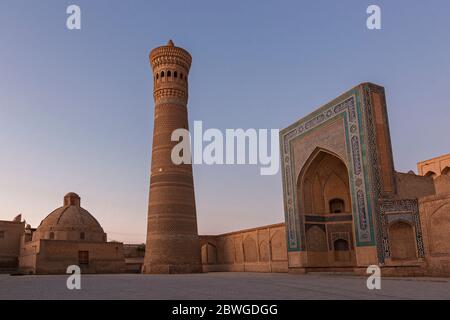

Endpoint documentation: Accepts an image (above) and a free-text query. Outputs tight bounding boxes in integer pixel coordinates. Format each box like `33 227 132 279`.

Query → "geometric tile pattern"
379 199 425 259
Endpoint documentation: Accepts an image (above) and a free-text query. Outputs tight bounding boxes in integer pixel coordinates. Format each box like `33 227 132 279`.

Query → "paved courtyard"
0 272 449 300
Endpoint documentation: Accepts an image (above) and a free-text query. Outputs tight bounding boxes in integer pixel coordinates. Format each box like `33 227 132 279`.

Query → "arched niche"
298 149 351 216
259 241 270 262
306 225 328 252
333 239 351 262
425 171 437 178
201 243 217 265
430 203 450 254
270 231 287 261
389 221 417 260
243 236 258 263
222 238 235 264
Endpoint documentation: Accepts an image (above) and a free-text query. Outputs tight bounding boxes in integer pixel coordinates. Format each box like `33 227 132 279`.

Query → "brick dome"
33 193 106 242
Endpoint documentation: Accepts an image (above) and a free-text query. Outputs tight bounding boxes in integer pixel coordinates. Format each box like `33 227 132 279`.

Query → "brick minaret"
142 40 202 274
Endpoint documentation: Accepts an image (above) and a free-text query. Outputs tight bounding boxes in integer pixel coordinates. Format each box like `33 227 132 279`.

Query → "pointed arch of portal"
297 147 352 216
297 147 356 267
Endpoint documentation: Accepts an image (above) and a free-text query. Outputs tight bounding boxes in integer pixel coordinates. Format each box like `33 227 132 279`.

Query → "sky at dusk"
1 0 449 243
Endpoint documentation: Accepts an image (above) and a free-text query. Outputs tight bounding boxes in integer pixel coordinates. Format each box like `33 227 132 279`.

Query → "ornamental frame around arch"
281 88 377 253
379 199 424 259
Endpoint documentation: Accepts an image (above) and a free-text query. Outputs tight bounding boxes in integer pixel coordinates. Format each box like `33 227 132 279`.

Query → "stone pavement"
0 272 449 300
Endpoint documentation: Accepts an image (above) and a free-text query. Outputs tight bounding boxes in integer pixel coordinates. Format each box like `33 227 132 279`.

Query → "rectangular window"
0 231 4 239
78 251 89 265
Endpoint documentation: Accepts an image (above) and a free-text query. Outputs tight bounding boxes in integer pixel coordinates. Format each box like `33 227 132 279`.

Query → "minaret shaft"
142 41 201 274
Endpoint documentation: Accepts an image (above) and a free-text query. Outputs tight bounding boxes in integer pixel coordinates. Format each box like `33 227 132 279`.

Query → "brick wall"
199 223 288 273
19 239 125 274
0 220 24 270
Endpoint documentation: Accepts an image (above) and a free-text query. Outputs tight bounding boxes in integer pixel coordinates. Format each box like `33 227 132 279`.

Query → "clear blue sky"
1 0 449 243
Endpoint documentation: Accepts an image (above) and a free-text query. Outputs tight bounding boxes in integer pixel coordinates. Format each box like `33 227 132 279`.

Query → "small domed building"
33 193 106 243
19 193 125 274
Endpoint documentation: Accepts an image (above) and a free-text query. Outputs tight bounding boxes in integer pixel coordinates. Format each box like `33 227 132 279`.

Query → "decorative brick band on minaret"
142 40 202 274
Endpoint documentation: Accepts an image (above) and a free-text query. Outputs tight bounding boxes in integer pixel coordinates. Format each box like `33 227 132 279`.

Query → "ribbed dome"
38 206 104 232
33 193 106 242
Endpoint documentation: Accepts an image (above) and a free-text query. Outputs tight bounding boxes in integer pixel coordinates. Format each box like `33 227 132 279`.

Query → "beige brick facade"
0 219 25 272
199 223 288 273
418 153 450 178
419 194 450 276
19 240 125 275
